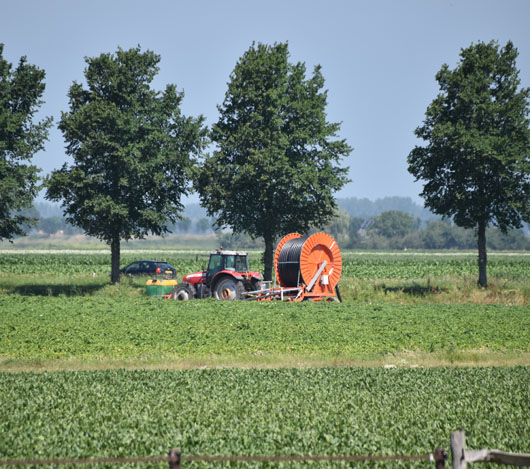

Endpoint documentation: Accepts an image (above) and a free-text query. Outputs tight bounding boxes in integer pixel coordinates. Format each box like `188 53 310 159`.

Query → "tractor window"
224 255 235 270
235 255 248 272
208 254 221 271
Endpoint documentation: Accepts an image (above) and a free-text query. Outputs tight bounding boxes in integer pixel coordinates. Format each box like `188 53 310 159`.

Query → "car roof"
129 260 172 264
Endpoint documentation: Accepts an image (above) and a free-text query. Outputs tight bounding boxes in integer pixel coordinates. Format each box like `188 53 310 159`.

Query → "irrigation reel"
246 232 343 302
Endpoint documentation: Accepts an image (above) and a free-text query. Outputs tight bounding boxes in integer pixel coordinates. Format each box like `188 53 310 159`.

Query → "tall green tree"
46 46 207 282
408 41 530 287
371 210 420 239
196 42 352 280
0 44 52 241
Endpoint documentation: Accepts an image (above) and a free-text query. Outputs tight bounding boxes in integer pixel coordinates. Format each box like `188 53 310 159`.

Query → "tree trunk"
263 234 274 282
110 235 121 284
477 220 487 288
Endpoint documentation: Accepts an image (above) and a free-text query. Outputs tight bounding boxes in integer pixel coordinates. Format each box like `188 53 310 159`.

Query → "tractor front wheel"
214 277 244 301
170 283 196 300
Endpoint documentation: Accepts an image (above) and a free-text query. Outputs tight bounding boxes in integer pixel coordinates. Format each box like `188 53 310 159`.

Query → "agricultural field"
1 297 529 369
1 249 529 279
1 367 529 467
0 250 529 304
0 249 529 466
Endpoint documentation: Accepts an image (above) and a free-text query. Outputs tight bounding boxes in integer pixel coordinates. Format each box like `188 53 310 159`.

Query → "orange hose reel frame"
299 232 342 296
274 232 342 295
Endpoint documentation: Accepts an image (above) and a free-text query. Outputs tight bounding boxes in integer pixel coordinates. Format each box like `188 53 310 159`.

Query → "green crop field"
1 367 529 467
340 252 530 281
1 250 529 304
1 250 529 279
1 297 529 369
0 250 529 465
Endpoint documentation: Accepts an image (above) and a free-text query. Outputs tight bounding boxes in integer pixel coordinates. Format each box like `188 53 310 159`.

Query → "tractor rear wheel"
214 277 244 301
171 283 196 300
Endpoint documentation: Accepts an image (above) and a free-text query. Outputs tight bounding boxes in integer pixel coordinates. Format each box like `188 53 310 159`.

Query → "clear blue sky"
3 0 530 204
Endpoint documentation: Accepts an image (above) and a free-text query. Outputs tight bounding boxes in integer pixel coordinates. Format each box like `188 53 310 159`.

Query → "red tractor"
170 250 263 300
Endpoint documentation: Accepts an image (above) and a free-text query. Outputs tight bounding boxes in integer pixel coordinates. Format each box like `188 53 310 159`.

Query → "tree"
195 217 212 233
323 210 363 249
195 42 351 280
0 44 52 241
408 41 530 287
174 217 191 233
370 210 420 239
46 46 207 283
38 216 63 235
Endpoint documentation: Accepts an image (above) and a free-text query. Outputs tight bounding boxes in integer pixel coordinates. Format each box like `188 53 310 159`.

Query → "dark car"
120 260 177 277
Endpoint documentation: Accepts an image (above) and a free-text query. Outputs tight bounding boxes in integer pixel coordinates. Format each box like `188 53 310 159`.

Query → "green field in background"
1 251 529 280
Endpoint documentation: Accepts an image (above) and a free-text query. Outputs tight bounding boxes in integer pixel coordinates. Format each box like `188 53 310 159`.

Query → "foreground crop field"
1 367 529 467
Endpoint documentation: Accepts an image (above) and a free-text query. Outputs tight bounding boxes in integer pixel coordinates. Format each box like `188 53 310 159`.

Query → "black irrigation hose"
277 236 308 287
335 285 343 303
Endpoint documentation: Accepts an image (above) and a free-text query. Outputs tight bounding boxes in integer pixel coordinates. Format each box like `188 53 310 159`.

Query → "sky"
2 0 530 204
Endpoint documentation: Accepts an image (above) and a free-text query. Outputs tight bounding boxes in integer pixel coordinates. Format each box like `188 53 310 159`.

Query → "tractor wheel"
214 277 244 301
251 279 263 292
170 283 196 300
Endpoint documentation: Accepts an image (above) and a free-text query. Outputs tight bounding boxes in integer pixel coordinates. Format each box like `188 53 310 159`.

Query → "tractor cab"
206 250 249 283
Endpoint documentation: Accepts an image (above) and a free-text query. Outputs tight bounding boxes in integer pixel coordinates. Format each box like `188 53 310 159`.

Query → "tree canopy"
0 44 52 241
371 210 420 239
195 42 352 280
46 46 207 282
408 40 530 286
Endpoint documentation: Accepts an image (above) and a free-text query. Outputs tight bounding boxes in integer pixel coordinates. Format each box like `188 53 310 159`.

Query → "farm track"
2 351 530 373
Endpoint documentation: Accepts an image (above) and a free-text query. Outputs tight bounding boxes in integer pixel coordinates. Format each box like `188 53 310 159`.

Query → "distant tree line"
337 196 439 222
216 209 530 251
18 203 215 236
34 196 529 248
325 210 530 251
31 215 218 236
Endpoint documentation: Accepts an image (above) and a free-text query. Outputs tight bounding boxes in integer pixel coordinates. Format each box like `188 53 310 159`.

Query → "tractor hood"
182 271 207 284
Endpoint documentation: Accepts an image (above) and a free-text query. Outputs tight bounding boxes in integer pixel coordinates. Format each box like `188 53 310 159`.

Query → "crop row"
341 254 530 281
1 297 528 361
0 253 208 277
1 252 529 280
1 367 529 466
